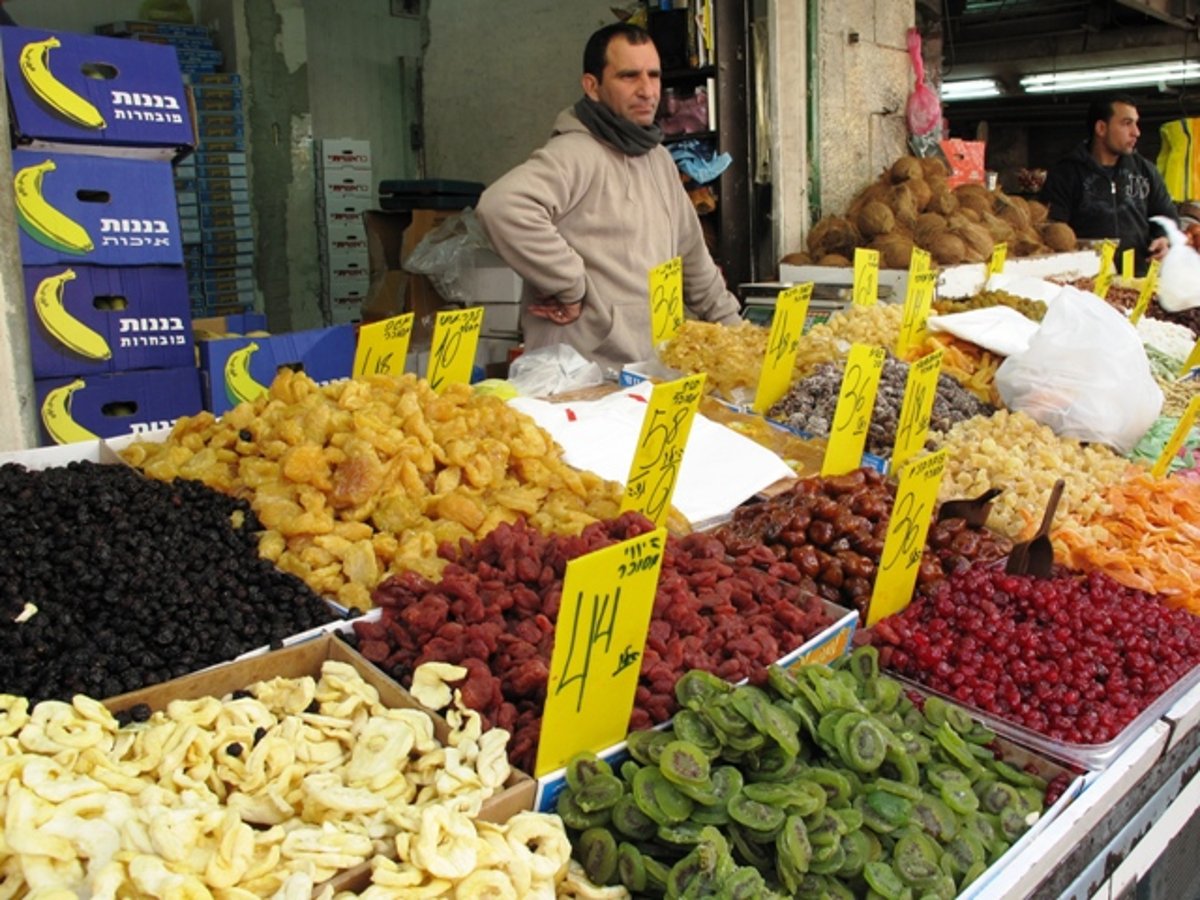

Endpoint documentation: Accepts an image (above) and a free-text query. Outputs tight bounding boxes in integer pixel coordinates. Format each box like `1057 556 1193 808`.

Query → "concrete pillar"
0 61 40 451
767 0 809 268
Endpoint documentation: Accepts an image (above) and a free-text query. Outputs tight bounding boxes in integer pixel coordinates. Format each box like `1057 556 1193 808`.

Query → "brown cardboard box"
362 209 457 344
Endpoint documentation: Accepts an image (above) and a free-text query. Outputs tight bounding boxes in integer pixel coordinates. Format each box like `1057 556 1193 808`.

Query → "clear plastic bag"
402 207 491 303
995 286 1163 453
905 28 941 137
506 344 604 397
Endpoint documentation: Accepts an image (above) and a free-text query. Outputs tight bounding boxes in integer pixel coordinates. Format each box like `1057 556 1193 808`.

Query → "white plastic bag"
995 286 1162 453
402 207 490 302
506 344 605 397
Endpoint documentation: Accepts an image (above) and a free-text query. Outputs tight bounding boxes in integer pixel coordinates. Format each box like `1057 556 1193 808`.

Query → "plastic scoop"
1005 479 1064 578
936 487 1002 529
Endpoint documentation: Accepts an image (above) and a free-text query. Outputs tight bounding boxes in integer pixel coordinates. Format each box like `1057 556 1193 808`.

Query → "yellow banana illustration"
33 268 111 361
19 36 105 129
41 379 98 445
14 160 94 255
224 342 268 407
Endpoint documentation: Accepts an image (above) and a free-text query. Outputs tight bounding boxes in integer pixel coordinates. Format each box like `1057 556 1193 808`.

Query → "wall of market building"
0 0 911 451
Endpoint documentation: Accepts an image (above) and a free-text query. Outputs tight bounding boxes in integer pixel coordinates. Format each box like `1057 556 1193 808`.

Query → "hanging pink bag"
906 28 941 136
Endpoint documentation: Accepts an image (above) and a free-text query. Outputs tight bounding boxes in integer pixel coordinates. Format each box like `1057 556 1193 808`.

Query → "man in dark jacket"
1040 94 1177 272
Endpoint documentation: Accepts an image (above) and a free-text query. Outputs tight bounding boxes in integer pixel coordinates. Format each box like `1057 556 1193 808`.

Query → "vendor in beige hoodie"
475 22 742 379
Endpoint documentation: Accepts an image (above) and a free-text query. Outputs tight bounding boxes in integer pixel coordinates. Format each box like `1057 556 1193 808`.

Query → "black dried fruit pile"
0 461 337 702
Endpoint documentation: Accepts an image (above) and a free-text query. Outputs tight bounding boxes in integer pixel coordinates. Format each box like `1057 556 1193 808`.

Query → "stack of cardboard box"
2 25 203 445
317 138 373 324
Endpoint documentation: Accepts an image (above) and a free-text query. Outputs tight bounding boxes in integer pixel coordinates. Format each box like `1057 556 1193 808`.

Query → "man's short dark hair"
583 23 654 80
1087 94 1138 135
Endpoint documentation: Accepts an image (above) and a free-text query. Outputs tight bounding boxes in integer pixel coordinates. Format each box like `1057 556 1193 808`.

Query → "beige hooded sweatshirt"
475 107 742 378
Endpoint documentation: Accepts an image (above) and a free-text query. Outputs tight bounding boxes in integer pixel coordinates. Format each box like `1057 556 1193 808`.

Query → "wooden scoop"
1005 479 1065 578
936 487 1002 529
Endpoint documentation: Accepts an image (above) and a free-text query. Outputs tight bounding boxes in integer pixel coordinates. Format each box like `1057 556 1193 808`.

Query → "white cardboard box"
316 138 372 172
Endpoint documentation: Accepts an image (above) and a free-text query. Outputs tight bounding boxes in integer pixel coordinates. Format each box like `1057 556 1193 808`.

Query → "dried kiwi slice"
864 860 909 900
861 790 913 832
941 830 986 880
999 804 1031 841
660 739 711 788
726 788 786 835
831 804 864 833
675 669 733 710
934 721 985 776
939 778 980 815
990 758 1043 789
619 759 640 785
672 709 722 758
616 841 646 892
657 820 706 847
723 865 770 899
806 766 852 808
625 729 664 766
883 744 921 786
577 827 618 886
980 780 1022 815
893 831 942 887
848 645 880 683
610 794 657 841
838 828 871 879
643 855 671 892
866 676 903 713
728 824 773 871
805 807 845 848
942 701 975 735
574 772 624 813
565 751 613 792
844 715 890 773
556 789 611 830
776 813 813 874
808 839 847 875
768 663 802 700
912 793 958 842
925 763 970 791
631 766 695 826
922 695 949 728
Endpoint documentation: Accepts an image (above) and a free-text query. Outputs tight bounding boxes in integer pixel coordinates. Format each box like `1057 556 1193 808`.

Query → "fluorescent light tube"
1021 61 1200 94
941 78 1002 101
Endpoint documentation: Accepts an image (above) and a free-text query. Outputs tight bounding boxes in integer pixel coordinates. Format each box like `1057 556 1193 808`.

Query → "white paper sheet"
509 385 796 526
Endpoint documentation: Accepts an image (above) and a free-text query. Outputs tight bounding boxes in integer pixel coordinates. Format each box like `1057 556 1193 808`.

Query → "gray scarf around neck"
573 96 663 156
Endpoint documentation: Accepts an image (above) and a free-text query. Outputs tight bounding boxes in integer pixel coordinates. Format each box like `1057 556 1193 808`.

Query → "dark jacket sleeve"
1144 159 1178 223
1039 160 1078 223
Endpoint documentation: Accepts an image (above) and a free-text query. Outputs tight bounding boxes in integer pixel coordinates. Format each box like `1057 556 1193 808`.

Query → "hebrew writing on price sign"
427 306 484 391
867 448 947 625
1152 394 1200 479
821 343 886 477
753 283 811 414
891 349 943 471
535 527 667 776
853 248 879 308
896 248 936 358
620 373 706 526
987 242 1007 279
353 312 414 378
649 256 684 344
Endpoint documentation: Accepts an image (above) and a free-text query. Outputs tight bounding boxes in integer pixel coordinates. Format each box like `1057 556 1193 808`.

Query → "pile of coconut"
784 155 1076 269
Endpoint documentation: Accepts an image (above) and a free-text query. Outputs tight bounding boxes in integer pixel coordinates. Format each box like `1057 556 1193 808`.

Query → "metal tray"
889 661 1200 770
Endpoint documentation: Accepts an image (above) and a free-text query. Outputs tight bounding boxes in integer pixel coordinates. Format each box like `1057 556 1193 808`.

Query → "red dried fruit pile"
715 467 1011 615
354 511 834 772
872 566 1200 745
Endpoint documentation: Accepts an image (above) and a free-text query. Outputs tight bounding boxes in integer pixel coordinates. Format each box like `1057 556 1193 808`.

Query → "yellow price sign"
891 349 944 471
427 306 484 392
821 344 887 477
896 248 935 358
1152 395 1200 479
535 527 667 776
753 284 811 414
620 373 706 526
866 448 947 626
986 242 1007 279
1179 338 1200 378
1122 248 1135 283
649 256 684 344
1129 260 1159 326
1094 240 1117 300
353 313 414 378
853 248 880 308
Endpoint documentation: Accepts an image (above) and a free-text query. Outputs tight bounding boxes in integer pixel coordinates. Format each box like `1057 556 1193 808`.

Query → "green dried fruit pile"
556 648 1052 898
933 289 1047 322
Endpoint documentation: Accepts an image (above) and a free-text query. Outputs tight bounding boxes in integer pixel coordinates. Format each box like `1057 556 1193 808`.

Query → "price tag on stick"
867 449 948 626
1122 248 1135 284
1152 395 1200 479
621 373 706 526
896 249 936 358
1180 338 1200 378
536 527 667 776
649 256 684 344
853 248 880 308
1129 260 1159 326
891 349 944 471
353 313 414 378
427 307 484 391
753 284 811 414
986 242 1007 279
821 344 887 477
1094 240 1117 301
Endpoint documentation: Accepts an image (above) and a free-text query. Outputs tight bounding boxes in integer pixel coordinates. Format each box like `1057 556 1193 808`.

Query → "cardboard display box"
23 265 194 378
362 209 456 343
13 150 183 266
191 311 267 335
2 26 193 158
35 365 202 445
317 138 372 172
197 324 355 415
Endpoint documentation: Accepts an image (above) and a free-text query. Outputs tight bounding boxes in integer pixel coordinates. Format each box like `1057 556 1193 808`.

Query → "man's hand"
1148 236 1170 261
528 296 583 325
1187 223 1200 253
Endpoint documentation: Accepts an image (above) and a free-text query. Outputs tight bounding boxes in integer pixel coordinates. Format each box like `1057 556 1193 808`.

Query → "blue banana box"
197 324 355 415
12 150 183 266
23 265 195 379
35 366 202 445
2 26 193 157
